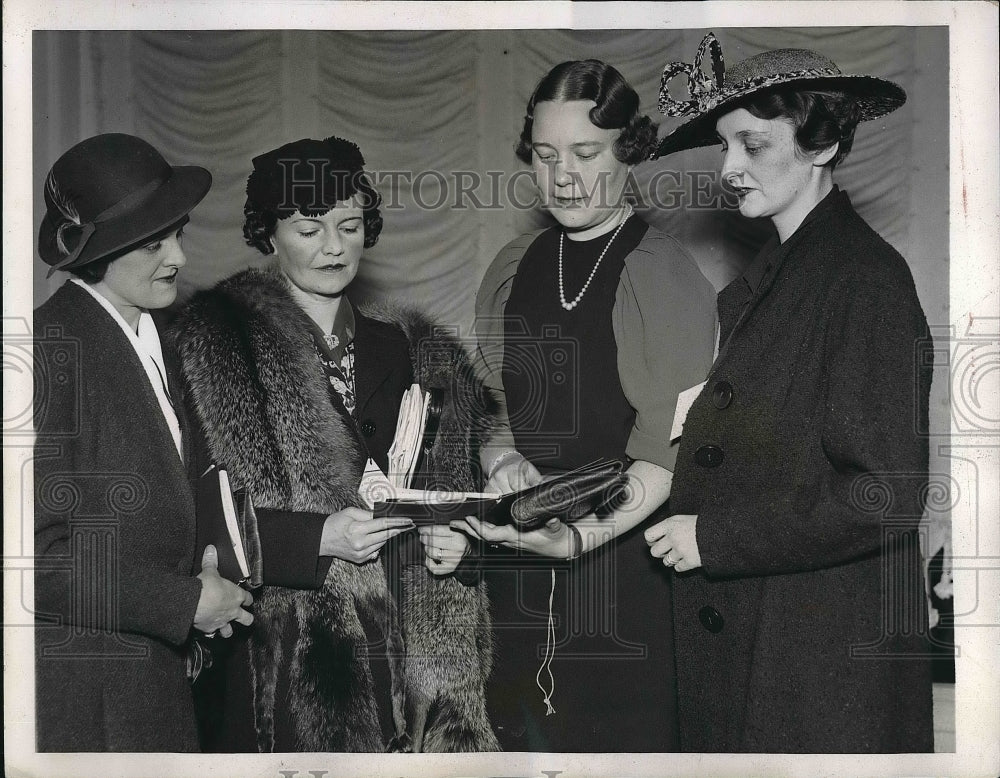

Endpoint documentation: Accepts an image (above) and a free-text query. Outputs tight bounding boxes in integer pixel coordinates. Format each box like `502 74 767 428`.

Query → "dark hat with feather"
652 33 906 159
38 133 212 277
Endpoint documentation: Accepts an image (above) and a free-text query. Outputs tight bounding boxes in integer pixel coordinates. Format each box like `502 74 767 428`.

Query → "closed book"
194 465 253 584
374 459 628 531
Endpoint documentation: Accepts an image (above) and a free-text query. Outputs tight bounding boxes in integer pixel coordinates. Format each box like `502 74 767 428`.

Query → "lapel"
155 310 198 477
719 187 846 357
66 284 195 508
351 311 398 419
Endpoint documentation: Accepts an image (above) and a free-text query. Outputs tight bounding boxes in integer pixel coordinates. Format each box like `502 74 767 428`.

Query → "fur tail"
421 697 501 753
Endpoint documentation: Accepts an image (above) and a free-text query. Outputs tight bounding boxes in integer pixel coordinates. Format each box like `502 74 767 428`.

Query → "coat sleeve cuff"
256 508 332 589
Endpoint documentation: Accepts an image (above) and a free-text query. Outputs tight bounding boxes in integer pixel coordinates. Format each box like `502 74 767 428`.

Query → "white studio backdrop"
31 26 951 578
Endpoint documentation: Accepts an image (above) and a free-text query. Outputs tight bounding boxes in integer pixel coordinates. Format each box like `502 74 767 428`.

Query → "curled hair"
243 173 383 255
242 137 384 255
67 257 112 283
515 59 657 166
740 87 862 169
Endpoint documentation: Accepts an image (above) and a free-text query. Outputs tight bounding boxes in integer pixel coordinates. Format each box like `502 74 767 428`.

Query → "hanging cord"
533 524 583 714
535 566 558 715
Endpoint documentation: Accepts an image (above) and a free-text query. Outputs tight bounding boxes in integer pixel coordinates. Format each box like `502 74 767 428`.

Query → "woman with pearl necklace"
463 59 717 752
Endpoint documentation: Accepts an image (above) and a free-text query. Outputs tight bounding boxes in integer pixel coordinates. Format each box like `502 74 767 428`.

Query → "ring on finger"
664 552 677 567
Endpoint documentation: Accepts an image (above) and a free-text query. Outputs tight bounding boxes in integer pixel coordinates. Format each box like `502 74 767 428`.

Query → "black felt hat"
652 33 906 159
245 136 369 215
38 133 212 277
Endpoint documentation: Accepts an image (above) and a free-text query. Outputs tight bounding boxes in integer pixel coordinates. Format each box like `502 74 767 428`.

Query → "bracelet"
566 523 583 561
485 449 522 482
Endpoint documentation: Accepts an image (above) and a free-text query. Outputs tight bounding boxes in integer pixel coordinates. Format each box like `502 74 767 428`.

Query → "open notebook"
359 384 628 530
364 453 628 532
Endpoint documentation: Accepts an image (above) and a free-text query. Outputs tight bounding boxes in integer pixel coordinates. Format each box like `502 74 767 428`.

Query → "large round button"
694 445 725 468
712 380 733 409
360 420 377 437
698 606 724 633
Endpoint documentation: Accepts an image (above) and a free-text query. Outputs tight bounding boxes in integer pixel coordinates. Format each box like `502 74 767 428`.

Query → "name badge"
670 382 707 442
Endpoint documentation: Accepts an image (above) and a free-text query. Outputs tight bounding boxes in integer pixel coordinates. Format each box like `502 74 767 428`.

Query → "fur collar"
169 266 500 753
171 267 366 513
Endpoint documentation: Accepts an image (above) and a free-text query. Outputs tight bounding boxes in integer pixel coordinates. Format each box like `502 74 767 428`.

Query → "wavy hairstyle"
515 59 657 165
739 87 862 169
242 136 383 255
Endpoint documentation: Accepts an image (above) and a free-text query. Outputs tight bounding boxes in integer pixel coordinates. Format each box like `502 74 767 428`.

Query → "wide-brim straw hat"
39 133 211 277
652 33 906 159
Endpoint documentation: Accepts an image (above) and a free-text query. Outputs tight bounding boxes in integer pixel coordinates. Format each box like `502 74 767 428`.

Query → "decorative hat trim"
653 33 907 159
658 32 725 117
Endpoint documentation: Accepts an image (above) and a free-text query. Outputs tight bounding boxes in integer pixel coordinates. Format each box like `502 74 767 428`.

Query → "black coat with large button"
668 188 935 753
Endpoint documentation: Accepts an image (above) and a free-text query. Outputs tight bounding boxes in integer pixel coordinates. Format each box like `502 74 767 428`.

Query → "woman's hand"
485 451 544 494
320 507 414 564
417 524 471 576
194 544 254 638
455 515 577 559
644 513 702 572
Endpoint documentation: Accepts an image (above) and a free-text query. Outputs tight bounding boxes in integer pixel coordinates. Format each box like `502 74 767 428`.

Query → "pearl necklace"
558 205 633 311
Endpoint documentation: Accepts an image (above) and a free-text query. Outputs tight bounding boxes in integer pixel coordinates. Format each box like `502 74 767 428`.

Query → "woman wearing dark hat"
170 136 498 752
645 34 934 752
463 60 716 752
33 133 254 751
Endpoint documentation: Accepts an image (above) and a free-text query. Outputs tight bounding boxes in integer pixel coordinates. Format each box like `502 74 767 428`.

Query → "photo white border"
4 3 998 777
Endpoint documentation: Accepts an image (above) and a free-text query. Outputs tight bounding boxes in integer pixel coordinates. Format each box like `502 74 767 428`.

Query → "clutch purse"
374 459 628 532
499 459 628 530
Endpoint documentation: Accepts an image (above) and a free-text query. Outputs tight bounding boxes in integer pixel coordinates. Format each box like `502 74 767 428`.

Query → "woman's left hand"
644 513 702 572
417 524 471 576
455 516 576 559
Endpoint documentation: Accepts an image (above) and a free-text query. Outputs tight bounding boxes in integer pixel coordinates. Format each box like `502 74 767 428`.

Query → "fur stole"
170 267 499 752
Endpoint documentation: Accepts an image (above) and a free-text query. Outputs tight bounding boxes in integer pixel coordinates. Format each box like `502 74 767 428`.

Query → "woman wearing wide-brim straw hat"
33 133 254 751
644 34 934 752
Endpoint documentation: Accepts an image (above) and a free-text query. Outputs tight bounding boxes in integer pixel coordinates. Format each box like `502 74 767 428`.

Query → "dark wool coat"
34 282 203 752
669 188 935 753
169 267 499 753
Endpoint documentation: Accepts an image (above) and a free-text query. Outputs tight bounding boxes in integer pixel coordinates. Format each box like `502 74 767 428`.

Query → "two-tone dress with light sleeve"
475 213 716 752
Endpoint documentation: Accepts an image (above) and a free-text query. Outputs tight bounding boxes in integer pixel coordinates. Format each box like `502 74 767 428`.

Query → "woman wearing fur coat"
170 136 499 752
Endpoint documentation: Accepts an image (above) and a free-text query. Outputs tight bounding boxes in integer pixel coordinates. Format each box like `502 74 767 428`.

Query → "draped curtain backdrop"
32 27 950 582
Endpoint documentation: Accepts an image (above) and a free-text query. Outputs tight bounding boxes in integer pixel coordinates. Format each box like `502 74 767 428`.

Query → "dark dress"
668 188 935 752
477 215 716 752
